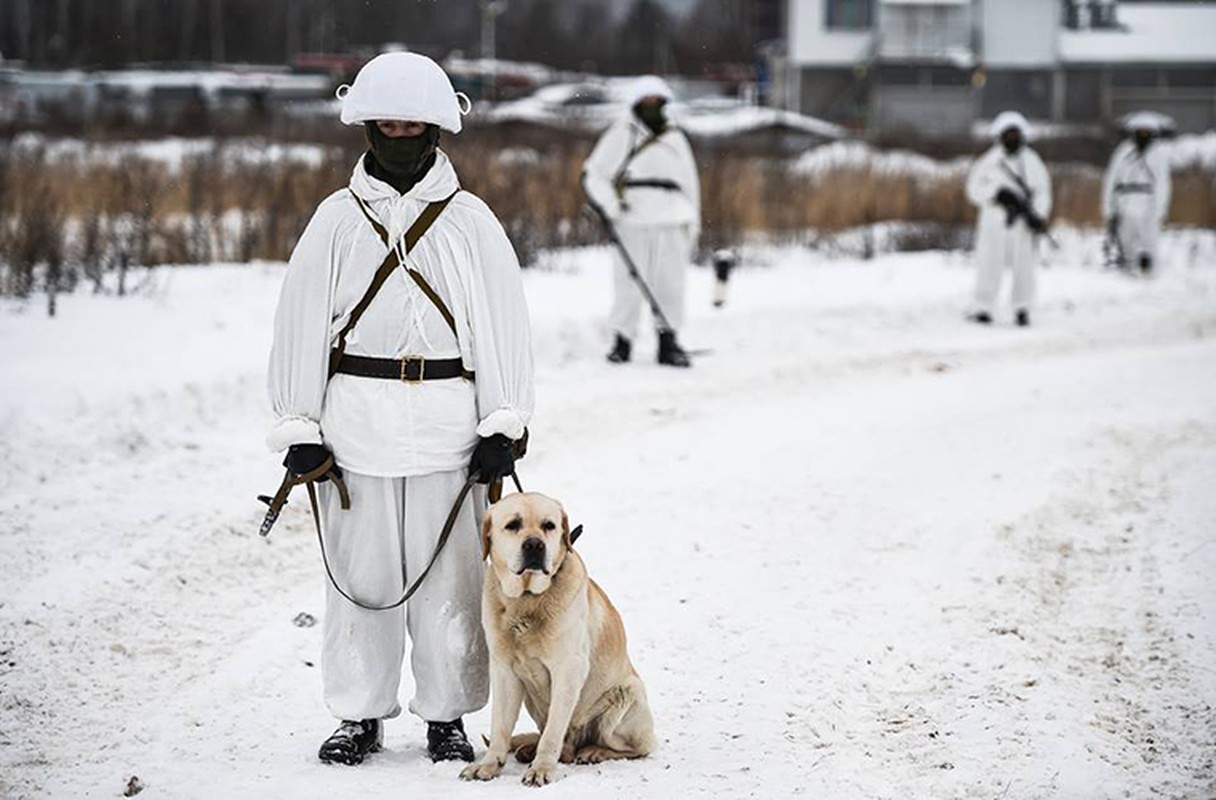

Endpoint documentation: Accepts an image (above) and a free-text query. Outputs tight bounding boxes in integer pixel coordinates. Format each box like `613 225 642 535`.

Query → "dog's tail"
479 732 540 752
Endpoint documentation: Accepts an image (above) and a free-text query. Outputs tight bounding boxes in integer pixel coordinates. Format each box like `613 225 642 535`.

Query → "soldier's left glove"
469 434 515 484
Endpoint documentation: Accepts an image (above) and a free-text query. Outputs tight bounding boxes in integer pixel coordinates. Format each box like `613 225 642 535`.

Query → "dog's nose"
520 537 546 569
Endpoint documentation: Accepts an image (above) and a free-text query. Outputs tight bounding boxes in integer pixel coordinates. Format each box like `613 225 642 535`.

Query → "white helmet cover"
337 52 470 133
629 74 675 105
990 110 1031 141
1123 111 1162 134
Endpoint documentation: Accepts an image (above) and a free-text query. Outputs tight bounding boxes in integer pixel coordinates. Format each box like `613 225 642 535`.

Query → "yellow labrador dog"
460 492 655 787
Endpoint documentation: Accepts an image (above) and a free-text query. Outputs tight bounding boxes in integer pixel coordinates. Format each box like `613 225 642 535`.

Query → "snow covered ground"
2 234 1215 799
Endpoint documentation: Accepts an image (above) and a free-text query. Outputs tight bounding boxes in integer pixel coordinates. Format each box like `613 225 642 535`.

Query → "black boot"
1015 309 1030 327
967 311 992 325
1139 254 1153 276
606 333 631 364
657 330 691 367
318 719 382 765
427 718 474 763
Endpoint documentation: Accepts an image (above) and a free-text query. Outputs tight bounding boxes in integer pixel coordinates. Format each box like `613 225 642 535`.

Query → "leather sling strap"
257 454 350 538
351 191 462 338
612 128 667 198
310 470 524 611
328 190 465 379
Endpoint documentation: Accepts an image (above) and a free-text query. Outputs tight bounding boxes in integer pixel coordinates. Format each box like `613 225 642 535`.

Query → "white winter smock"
1102 140 1171 263
965 144 1052 313
267 151 534 477
582 115 700 233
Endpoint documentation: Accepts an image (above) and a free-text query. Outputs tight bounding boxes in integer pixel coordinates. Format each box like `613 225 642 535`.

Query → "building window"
826 0 874 30
1063 0 1119 31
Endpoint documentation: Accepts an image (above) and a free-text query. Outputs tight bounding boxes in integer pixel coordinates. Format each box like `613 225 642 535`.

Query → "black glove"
995 188 1021 210
469 434 515 485
284 443 336 482
996 188 1028 228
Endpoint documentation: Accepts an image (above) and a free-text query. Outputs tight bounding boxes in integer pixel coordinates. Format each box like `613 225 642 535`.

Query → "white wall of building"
787 0 874 67
980 0 1058 67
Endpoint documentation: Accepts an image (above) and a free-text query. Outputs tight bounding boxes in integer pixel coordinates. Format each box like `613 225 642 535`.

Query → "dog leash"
307 470 525 612
264 466 582 611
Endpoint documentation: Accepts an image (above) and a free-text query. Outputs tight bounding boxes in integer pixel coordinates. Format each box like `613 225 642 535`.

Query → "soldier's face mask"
365 121 440 182
633 98 668 135
1133 129 1153 151
1000 128 1023 155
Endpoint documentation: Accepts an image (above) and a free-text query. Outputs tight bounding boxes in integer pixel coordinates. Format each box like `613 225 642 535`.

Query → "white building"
772 0 1216 136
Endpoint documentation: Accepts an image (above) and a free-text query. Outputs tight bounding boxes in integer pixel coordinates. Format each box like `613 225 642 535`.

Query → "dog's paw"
521 761 556 787
460 760 503 781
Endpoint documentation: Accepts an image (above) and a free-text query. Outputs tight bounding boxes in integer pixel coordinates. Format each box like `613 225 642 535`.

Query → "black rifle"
1102 214 1125 269
998 160 1059 249
581 199 676 333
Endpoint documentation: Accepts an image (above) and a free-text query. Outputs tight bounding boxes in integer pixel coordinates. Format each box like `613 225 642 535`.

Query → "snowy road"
2 239 1215 799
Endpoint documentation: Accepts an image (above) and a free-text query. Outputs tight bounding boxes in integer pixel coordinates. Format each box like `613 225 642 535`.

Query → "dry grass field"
1 127 1212 302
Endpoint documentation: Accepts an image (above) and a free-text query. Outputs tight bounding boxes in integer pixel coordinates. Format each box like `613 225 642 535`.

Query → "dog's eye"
505 517 523 532
540 520 556 532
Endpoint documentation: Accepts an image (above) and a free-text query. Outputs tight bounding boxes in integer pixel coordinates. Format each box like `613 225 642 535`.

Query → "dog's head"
481 492 571 598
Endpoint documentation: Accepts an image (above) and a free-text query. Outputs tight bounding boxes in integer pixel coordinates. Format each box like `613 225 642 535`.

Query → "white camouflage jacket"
266 151 534 477
582 114 700 233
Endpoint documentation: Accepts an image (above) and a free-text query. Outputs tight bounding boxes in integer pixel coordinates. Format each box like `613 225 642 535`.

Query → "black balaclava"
1133 128 1153 153
364 122 440 195
633 99 668 135
1000 127 1024 156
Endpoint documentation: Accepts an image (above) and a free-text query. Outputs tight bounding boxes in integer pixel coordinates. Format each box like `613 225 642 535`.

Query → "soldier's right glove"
284 443 337 482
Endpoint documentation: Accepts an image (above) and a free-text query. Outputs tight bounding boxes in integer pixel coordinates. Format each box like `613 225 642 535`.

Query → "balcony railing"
877 3 975 64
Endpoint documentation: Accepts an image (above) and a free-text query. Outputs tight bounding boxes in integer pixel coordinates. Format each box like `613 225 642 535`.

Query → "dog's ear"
480 513 494 560
561 509 571 551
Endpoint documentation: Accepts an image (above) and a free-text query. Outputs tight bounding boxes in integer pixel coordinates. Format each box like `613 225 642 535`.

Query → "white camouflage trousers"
610 222 693 339
1115 196 1162 268
974 224 1037 315
316 469 489 723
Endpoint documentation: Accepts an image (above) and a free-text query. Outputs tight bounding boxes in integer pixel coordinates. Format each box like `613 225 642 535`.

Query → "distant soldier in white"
582 75 701 367
965 111 1052 327
1102 112 1171 275
266 53 534 766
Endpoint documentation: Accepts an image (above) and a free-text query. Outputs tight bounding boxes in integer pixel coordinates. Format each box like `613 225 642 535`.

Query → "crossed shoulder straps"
327 190 467 379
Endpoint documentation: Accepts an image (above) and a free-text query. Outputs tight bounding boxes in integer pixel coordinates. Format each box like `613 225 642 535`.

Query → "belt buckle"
400 356 425 384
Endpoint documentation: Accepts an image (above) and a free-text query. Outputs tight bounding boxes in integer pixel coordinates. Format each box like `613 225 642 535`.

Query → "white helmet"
990 110 1031 140
1123 111 1163 134
337 52 471 133
628 74 674 105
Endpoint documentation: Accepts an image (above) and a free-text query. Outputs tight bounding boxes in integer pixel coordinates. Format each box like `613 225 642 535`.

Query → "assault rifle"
998 161 1060 250
1102 215 1126 270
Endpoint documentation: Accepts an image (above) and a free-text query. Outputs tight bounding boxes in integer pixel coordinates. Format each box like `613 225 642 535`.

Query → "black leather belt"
622 178 681 191
332 353 471 382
